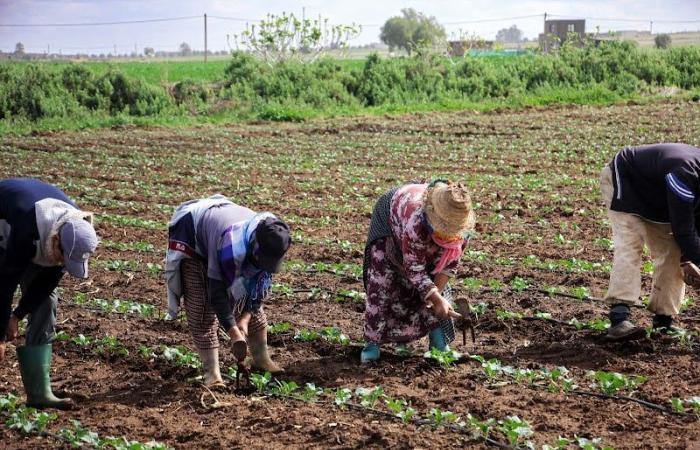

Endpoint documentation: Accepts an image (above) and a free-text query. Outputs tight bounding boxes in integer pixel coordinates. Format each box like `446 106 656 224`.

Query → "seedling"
424 348 461 368
250 372 272 392
496 309 523 321
6 408 57 434
428 408 459 427
499 415 534 447
268 322 292 335
161 345 202 369
334 388 352 406
510 277 529 292
466 414 495 439
355 386 384 407
320 327 351 345
543 437 572 450
301 383 323 402
272 380 299 396
294 328 320 342
587 370 647 396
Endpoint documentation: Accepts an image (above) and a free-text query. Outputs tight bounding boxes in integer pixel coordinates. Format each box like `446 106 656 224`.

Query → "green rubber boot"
17 344 73 410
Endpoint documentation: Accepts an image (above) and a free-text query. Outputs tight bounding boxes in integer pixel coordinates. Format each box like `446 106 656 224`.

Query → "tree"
655 33 671 49
495 25 523 43
14 42 25 55
143 47 155 57
234 12 361 65
380 8 446 56
179 42 192 56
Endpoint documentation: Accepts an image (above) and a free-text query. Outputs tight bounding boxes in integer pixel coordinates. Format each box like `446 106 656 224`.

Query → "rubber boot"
652 315 682 335
428 327 448 351
249 327 283 374
197 347 224 388
17 344 73 410
360 342 380 363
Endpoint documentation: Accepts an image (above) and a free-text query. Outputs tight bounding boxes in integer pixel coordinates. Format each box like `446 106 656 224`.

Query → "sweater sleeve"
13 266 64 320
665 172 700 264
208 277 235 332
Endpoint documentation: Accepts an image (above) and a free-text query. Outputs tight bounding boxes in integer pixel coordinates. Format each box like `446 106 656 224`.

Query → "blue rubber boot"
428 327 448 351
360 342 380 363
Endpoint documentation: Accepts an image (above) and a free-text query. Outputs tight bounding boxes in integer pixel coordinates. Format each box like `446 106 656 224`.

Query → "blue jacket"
0 178 75 341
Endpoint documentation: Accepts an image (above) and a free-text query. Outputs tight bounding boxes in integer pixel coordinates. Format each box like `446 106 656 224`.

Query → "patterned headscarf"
218 212 275 313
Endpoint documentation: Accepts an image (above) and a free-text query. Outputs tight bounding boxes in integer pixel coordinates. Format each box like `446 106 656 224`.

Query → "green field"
1 41 699 135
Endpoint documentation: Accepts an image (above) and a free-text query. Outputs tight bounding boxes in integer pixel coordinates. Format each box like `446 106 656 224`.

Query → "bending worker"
165 195 291 387
0 178 98 409
600 143 700 340
361 179 474 362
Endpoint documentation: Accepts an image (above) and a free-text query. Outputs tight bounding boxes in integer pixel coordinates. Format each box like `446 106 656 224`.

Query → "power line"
0 15 201 28
207 15 253 22
442 14 543 26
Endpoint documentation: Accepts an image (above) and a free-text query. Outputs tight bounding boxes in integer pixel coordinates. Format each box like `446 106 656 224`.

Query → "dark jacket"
0 178 74 341
609 143 700 263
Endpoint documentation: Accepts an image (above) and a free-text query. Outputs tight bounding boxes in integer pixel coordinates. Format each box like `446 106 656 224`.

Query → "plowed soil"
1 100 700 449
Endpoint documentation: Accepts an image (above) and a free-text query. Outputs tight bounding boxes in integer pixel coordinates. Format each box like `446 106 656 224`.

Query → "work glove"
681 261 700 288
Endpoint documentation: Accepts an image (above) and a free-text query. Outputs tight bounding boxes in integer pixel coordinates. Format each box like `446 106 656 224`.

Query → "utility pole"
204 13 208 62
113 44 117 57
650 20 653 34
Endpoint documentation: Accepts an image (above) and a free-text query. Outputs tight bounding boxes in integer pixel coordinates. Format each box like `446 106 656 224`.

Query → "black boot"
605 304 645 341
652 315 681 334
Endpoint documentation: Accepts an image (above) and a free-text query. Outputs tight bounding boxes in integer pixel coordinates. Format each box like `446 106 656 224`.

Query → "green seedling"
496 309 523 321
294 328 320 342
469 302 488 316
268 322 292 334
587 370 647 396
320 327 351 345
428 408 459 427
355 386 384 407
6 408 57 435
576 436 613 450
424 348 461 368
334 388 352 406
510 277 529 292
301 383 323 402
0 393 19 412
161 345 202 369
543 437 572 450
272 380 299 396
499 415 534 447
466 414 495 439
250 372 272 392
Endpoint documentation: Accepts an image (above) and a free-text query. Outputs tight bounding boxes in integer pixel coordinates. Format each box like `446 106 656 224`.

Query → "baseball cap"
59 218 98 278
253 217 291 273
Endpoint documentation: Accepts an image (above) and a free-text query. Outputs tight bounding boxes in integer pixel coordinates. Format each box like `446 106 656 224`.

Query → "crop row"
0 394 169 449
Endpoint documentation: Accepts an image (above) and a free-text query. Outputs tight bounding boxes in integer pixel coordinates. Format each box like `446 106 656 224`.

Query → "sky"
0 0 698 54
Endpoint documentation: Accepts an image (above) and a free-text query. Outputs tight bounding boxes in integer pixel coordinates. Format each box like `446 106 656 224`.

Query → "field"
1 99 700 449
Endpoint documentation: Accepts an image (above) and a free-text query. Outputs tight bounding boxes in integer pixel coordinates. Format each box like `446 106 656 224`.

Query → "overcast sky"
1 0 698 54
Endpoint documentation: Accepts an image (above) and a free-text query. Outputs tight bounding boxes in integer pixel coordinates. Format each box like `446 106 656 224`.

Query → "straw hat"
423 180 476 241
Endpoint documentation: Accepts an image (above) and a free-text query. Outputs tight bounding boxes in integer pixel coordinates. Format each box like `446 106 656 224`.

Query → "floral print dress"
364 184 464 344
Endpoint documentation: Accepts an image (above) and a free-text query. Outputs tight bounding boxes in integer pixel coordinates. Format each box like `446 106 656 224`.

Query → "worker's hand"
682 262 700 288
427 293 461 320
237 312 252 338
6 316 19 341
228 326 248 362
0 342 5 363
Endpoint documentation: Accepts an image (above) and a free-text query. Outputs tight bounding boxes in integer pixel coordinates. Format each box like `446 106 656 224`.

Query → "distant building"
448 40 494 56
539 19 586 52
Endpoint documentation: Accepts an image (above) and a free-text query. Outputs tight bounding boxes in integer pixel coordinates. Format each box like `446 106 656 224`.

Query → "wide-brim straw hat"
423 180 476 240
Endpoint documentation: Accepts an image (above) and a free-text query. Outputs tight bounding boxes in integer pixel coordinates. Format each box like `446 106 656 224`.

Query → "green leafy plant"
301 383 323 402
334 388 352 406
428 408 459 427
424 347 461 368
320 327 351 345
587 370 647 396
250 372 272 392
499 415 534 447
355 386 385 408
294 328 320 342
161 345 202 369
6 408 57 434
268 322 292 335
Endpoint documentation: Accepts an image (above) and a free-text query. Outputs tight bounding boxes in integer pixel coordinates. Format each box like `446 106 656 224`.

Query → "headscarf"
218 212 275 313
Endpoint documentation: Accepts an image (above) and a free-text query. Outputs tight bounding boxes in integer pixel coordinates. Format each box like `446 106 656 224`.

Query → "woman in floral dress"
361 180 475 363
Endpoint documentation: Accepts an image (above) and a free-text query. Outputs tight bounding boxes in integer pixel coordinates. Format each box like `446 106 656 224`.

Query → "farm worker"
600 143 700 341
361 179 474 363
165 195 291 387
0 178 98 409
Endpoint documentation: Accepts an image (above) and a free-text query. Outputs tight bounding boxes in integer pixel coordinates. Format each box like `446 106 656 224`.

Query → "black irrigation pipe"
568 389 694 417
